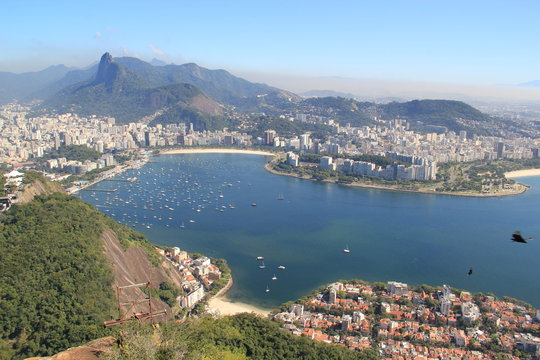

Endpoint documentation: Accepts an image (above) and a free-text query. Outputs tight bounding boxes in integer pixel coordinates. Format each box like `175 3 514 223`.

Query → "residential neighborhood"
156 247 224 309
273 281 540 359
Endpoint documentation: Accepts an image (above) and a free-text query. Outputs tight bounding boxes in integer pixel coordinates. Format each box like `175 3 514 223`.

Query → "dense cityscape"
2 102 540 170
274 281 540 358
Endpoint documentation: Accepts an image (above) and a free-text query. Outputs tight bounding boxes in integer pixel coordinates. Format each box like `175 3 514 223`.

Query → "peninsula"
267 152 531 197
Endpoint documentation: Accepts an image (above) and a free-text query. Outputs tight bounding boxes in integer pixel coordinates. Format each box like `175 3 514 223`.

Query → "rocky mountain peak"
94 52 125 91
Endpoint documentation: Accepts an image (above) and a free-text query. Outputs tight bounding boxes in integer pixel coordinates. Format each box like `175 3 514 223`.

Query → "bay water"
77 153 540 309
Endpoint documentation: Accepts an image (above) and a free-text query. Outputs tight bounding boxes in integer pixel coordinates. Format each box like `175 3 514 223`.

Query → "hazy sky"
2 0 539 86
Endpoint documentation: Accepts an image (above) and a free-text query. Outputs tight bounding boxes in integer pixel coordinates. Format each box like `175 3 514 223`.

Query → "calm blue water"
77 153 540 309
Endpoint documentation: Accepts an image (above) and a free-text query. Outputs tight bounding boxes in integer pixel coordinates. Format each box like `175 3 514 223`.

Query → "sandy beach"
505 169 540 178
207 296 271 317
161 148 276 156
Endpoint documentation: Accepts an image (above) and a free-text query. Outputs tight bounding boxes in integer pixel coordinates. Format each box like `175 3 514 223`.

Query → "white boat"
189 219 195 223
343 245 351 253
272 274 277 280
277 265 286 270
265 285 270 293
180 222 185 229
259 261 266 269
256 256 264 261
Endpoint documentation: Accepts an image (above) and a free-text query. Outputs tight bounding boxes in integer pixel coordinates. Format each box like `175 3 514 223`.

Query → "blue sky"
2 0 539 85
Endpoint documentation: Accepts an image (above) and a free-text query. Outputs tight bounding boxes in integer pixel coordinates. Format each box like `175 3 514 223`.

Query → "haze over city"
2 0 540 102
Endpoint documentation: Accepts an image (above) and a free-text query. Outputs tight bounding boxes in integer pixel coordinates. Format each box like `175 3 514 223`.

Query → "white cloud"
149 44 166 56
121 47 136 57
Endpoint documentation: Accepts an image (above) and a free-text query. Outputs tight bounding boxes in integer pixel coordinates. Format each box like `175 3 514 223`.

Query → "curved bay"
77 153 540 309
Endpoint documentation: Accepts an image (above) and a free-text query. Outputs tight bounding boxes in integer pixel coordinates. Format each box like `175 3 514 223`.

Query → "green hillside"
105 313 379 360
0 193 160 359
114 57 292 105
301 97 374 127
380 99 493 133
149 102 229 131
298 97 496 135
46 80 215 124
38 144 102 162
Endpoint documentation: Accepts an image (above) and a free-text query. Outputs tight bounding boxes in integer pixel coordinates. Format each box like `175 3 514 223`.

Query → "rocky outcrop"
18 178 64 204
25 336 115 360
94 52 126 92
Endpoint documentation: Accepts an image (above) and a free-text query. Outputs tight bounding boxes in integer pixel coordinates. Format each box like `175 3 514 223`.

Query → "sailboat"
272 274 277 280
265 285 270 293
343 245 351 253
277 193 284 200
259 261 266 269
180 222 185 229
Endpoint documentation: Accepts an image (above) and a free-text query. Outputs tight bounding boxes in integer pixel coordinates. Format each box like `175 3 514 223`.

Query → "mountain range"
21 53 298 129
0 53 505 135
0 65 74 104
42 53 227 127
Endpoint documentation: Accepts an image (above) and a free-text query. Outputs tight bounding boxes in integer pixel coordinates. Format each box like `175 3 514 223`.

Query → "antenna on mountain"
103 282 167 327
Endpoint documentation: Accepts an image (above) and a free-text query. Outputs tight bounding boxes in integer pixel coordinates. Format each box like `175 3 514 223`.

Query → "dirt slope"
18 178 64 203
25 337 115 360
101 228 183 321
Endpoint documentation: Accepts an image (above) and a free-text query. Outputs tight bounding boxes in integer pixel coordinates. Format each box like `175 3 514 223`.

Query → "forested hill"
0 193 117 359
379 99 494 134
0 191 177 359
299 97 496 135
43 53 224 128
30 313 379 360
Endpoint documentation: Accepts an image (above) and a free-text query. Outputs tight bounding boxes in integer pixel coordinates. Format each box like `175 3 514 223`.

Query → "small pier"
102 177 137 182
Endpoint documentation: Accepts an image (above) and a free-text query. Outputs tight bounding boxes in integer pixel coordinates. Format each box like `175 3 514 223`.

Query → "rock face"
94 52 126 92
25 336 116 360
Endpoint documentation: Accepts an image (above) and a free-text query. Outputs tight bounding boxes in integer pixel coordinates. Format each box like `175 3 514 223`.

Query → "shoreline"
66 157 149 195
505 168 540 178
207 276 271 317
264 163 529 198
160 148 277 157
62 149 540 198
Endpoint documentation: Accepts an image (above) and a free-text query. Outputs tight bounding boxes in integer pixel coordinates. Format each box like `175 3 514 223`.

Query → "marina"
77 152 540 309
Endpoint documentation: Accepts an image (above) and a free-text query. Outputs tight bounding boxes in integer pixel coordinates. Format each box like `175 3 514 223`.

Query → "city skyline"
2 0 539 88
